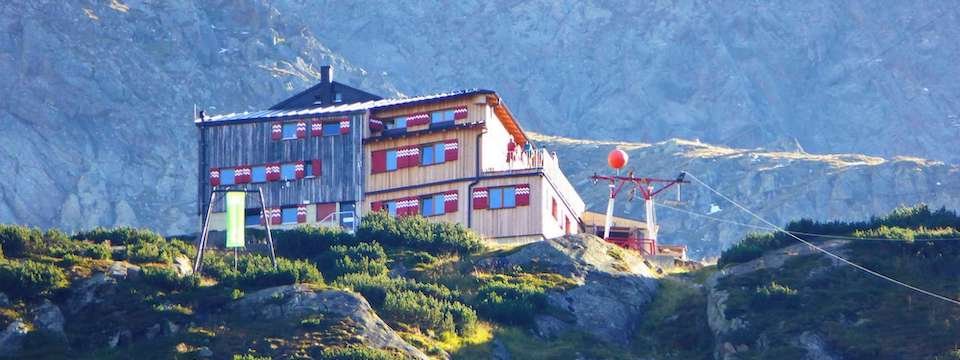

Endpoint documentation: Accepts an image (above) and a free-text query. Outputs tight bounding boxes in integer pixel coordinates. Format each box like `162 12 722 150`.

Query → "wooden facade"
198 73 586 244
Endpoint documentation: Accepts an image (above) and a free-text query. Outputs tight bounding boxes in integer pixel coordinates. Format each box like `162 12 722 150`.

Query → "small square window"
334 93 343 103
281 208 298 224
251 166 266 183
388 117 407 130
220 168 236 185
386 201 397 217
421 197 434 217
304 162 314 177
434 194 445 215
489 188 503 209
281 163 296 180
282 123 297 139
434 143 445 163
245 209 262 227
386 150 398 171
322 123 340 136
422 146 434 165
503 187 516 208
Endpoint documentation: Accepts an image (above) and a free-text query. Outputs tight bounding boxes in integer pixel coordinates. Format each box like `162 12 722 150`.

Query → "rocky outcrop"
705 240 848 360
232 285 428 360
537 134 960 257
490 234 658 345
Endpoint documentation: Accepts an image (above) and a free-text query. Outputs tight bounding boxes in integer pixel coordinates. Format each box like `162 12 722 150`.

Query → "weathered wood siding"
198 113 364 213
365 128 480 193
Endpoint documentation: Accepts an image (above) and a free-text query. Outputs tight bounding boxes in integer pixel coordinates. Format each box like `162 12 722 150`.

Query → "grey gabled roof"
198 89 493 124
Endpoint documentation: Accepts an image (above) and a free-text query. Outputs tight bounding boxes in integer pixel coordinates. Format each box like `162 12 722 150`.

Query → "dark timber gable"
269 66 381 110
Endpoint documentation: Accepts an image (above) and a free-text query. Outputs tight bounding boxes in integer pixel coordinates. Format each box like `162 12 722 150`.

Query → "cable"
683 171 960 306
655 202 960 242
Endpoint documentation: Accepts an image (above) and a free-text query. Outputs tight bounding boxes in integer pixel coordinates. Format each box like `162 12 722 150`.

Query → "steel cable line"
683 170 960 306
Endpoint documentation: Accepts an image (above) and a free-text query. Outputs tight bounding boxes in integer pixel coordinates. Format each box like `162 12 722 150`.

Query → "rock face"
2 0 959 252
232 285 428 360
536 134 960 257
705 240 848 360
492 234 658 345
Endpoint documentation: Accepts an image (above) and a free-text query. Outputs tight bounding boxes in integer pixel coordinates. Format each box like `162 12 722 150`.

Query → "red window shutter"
271 122 282 140
296 121 307 139
233 167 246 184
407 113 429 126
444 190 458 213
473 188 488 209
551 198 557 219
396 147 408 169
266 163 281 181
271 208 282 225
516 184 530 206
409 197 420 217
395 199 407 217
295 161 305 179
369 118 384 132
565 217 571 235
339 117 350 134
371 150 386 173
370 201 384 213
444 139 459 161
312 160 322 177
311 120 322 136
316 203 337 221
209 168 220 186
409 146 421 167
453 106 468 120
297 205 307 223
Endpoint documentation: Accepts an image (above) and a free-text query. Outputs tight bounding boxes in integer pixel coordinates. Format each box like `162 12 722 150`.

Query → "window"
281 208 298 224
282 123 297 139
488 186 516 209
431 110 455 124
434 143 446 163
387 117 407 130
386 201 397 217
281 163 296 180
386 150 398 171
421 197 434 217
503 187 516 208
220 168 236 185
322 123 340 136
551 198 558 219
421 145 435 165
245 209 261 227
434 194 445 215
304 162 314 177
334 92 343 103
339 202 355 228
251 166 266 183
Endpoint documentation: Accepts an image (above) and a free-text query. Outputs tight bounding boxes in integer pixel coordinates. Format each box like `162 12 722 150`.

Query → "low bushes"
202 253 323 289
72 227 164 246
357 212 484 255
141 265 200 291
752 281 798 308
334 273 457 307
0 259 69 299
269 226 358 260
323 242 389 279
382 290 477 335
0 225 43 258
318 346 403 360
124 238 193 264
475 280 548 325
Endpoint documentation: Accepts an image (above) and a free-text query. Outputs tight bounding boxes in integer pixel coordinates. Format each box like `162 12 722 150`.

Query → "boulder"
0 321 28 355
32 300 66 339
232 285 428 359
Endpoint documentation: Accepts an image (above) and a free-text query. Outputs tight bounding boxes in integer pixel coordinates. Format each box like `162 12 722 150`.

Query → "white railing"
484 148 586 214
317 210 357 233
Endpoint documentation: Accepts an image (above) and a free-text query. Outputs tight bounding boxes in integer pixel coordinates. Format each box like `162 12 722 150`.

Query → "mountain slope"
532 133 960 257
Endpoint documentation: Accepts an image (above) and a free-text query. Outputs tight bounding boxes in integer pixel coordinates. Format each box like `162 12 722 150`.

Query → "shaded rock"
32 300 66 339
196 346 213 358
172 255 194 277
0 292 9 307
492 234 658 345
232 285 428 359
794 331 840 360
0 320 28 355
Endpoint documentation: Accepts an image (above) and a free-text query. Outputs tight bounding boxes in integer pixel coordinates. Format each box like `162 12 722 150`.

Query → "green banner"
225 192 245 248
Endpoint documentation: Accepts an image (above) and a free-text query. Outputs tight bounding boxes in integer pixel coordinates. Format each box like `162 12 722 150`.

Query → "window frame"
280 163 297 180
281 123 298 140
386 150 398 171
322 123 340 136
281 207 298 224
386 201 397 217
421 196 434 217
251 166 267 183
220 168 236 186
304 162 314 178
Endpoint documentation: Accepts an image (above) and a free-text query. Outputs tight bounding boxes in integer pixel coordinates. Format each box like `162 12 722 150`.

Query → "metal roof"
198 89 493 124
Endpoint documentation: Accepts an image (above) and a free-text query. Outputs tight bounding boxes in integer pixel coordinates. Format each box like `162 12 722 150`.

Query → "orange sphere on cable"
608 149 628 170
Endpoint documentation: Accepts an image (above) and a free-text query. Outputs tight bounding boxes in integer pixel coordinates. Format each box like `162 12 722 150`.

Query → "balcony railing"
483 148 585 213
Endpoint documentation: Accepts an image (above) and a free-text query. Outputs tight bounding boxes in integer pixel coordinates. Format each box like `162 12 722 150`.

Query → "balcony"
483 148 585 213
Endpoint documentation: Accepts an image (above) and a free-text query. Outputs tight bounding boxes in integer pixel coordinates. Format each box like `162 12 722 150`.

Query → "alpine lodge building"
197 66 585 245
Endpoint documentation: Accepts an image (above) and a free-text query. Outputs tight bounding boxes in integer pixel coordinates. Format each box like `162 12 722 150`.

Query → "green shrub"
0 259 69 299
73 227 164 246
61 254 84 267
0 225 42 258
202 253 323 289
334 273 456 307
324 242 389 278
475 280 548 325
357 212 484 255
259 226 358 260
47 239 113 260
141 265 200 291
124 238 192 264
382 290 456 334
752 281 798 309
318 346 403 360
232 354 272 360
